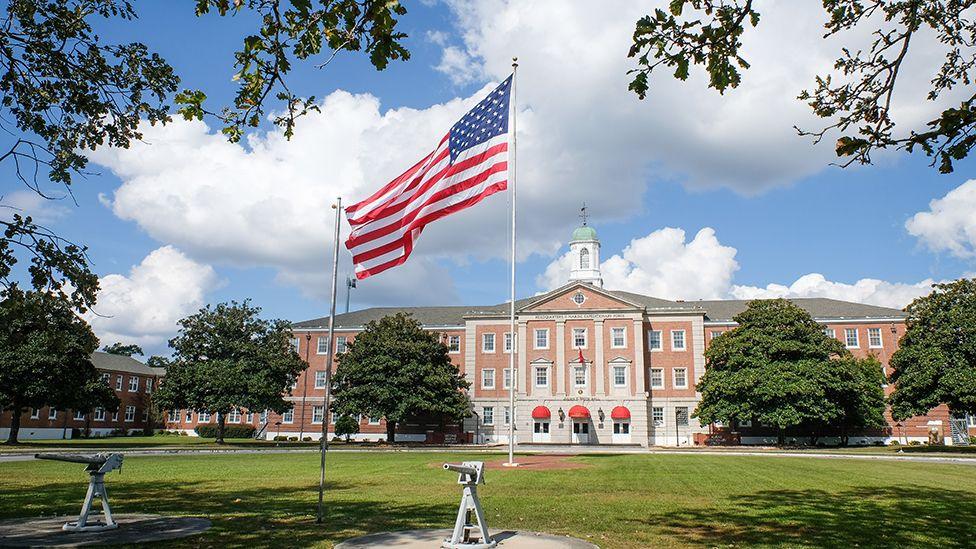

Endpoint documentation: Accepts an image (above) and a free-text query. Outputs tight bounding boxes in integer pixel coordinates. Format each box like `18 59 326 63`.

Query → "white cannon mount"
441 461 496 549
34 452 124 532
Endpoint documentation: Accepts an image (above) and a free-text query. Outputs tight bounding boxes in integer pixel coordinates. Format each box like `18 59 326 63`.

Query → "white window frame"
282 409 295 424
184 410 193 422
198 411 211 422
292 337 300 353
482 333 496 353
124 406 136 422
503 368 512 389
652 407 664 427
739 419 753 428
710 330 723 340
448 335 461 353
823 327 836 338
868 327 883 348
128 376 139 392
336 336 348 354
613 421 630 434
534 365 549 388
482 407 494 426
647 330 663 351
115 375 124 391
48 408 58 420
611 326 627 349
314 370 328 389
30 408 40 419
845 328 860 348
227 409 241 423
503 406 511 426
112 410 119 421
612 365 627 387
481 369 496 389
74 410 86 421
101 372 111 385
368 416 381 425
317 336 329 354
168 410 179 423
572 327 588 349
503 332 513 353
573 364 588 387
671 330 686 351
145 378 154 393
94 408 105 421
673 367 688 389
534 328 549 350
650 368 665 389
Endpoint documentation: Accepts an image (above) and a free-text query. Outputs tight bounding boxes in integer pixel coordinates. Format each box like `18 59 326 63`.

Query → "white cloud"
906 179 976 258
539 226 937 309
85 246 220 350
0 190 70 224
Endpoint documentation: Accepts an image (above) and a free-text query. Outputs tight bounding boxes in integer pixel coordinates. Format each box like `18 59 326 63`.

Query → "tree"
628 1 976 174
889 279 976 422
0 1 408 306
0 287 118 444
331 313 469 443
102 343 144 357
152 301 306 443
696 299 885 445
334 414 360 442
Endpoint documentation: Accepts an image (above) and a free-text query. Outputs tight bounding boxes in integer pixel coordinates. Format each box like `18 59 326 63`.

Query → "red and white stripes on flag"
345 75 514 279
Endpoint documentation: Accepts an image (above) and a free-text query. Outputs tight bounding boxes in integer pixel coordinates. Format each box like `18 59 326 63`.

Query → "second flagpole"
506 58 519 467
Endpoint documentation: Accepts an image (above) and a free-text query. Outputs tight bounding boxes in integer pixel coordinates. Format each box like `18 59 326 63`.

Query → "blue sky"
4 2 975 355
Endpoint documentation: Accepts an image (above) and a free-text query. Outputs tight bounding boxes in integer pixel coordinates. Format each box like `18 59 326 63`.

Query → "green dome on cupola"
571 225 597 242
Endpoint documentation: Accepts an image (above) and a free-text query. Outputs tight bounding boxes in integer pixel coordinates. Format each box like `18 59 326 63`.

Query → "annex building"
185 222 958 447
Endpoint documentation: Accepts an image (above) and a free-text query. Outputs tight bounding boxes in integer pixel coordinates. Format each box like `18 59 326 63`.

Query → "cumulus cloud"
0 190 70 224
906 179 976 259
539 226 938 309
84 246 220 350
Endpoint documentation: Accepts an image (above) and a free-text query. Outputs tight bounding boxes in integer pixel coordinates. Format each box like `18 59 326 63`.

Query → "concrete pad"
336 529 598 548
0 514 211 547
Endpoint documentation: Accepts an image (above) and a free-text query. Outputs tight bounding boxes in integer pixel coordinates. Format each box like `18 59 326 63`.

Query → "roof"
91 351 165 376
292 286 905 330
571 225 597 241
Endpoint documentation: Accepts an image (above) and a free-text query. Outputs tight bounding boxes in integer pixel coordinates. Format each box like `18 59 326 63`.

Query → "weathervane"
579 203 588 226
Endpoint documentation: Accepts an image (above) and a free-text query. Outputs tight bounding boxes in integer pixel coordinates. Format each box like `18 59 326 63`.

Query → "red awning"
531 406 551 420
568 405 590 419
610 406 631 420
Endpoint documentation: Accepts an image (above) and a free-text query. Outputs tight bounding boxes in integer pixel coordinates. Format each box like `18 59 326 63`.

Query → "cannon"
441 461 495 549
35 452 123 532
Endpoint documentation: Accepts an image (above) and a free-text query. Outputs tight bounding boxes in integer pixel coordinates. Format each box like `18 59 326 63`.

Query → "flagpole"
318 196 342 524
506 58 519 467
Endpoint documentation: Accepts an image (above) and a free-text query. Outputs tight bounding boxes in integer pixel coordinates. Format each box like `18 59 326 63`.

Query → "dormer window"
580 248 590 269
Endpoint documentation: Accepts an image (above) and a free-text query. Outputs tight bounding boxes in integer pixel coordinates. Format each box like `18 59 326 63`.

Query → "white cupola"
568 206 602 287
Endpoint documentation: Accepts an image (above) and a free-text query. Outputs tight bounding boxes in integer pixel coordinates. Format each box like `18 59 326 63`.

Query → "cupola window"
580 248 590 269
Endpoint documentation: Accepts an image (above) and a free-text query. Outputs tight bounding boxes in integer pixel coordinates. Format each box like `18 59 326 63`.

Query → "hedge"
194 424 256 439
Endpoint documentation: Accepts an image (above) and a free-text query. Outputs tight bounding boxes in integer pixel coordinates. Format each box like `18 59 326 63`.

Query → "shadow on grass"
0 478 455 548
630 485 976 547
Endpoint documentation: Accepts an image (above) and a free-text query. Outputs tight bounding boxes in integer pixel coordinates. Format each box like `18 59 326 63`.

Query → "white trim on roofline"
291 325 466 333
704 317 905 327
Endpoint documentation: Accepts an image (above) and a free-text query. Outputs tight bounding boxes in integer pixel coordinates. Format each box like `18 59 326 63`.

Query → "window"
292 337 300 353
368 416 381 425
503 406 511 426
573 327 587 348
868 327 883 348
112 410 119 422
573 365 587 387
198 412 211 423
613 365 627 387
448 335 461 353
881 364 889 387
94 408 105 421
671 330 686 351
101 372 111 384
260 411 269 423
710 330 723 340
482 333 495 353
650 368 664 389
74 410 86 420
246 412 254 423
282 409 295 424
29 408 39 419
675 407 689 427
315 370 328 389
572 291 586 305
227 409 241 423
534 421 550 434
739 419 752 428
535 366 549 387
115 375 124 391
674 368 688 389
336 336 347 353
124 406 136 422
823 327 836 338
648 330 663 351
969 414 976 428
184 410 193 422
613 422 630 434
481 369 496 389
143 409 149 421
482 407 494 425
580 247 590 269
611 327 626 348
503 332 513 353
503 368 512 389
317 336 329 354
534 329 549 349
128 376 139 392
48 409 58 420
652 407 664 427
168 410 179 422
845 328 859 348
145 379 154 393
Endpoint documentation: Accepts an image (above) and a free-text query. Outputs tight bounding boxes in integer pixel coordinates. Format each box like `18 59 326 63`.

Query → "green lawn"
3 452 976 548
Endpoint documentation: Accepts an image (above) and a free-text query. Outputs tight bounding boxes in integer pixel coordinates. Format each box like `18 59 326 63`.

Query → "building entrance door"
572 420 589 444
533 421 550 442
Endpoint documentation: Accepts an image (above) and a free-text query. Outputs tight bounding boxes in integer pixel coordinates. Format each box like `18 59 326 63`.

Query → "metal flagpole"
318 196 342 524
506 58 518 467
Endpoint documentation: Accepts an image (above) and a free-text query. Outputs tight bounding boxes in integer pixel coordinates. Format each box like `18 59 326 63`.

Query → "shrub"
194 424 256 439
302 436 312 442
909 440 923 446
889 440 900 446
273 435 288 441
287 436 298 441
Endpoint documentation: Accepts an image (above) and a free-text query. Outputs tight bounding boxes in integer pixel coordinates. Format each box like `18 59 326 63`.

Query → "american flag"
345 76 513 279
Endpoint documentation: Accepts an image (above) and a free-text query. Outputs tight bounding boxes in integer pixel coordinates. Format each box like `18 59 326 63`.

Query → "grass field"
3 452 976 548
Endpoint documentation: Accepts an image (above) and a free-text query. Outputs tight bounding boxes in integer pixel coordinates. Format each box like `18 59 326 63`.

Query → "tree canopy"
331 313 469 442
628 1 976 174
152 300 307 443
889 279 976 420
102 342 144 357
0 287 118 443
696 298 886 444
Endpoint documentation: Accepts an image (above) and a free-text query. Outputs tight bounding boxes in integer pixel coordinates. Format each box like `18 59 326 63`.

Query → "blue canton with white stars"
449 75 512 163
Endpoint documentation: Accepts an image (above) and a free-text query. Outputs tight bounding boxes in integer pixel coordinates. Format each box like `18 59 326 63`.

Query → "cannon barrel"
443 463 479 476
35 453 110 465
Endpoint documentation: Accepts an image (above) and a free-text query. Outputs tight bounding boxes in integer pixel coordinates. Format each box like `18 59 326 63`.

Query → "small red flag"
578 348 585 364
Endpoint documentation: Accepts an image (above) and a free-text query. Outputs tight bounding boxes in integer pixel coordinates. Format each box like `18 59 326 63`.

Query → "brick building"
0 351 164 441
161 223 970 446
